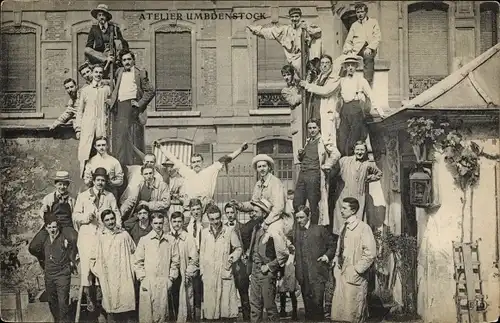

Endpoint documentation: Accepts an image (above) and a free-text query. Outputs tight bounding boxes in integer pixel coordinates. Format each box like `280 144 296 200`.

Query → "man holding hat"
247 198 289 322
85 4 129 67
247 7 322 77
233 154 286 232
29 171 78 270
73 167 121 312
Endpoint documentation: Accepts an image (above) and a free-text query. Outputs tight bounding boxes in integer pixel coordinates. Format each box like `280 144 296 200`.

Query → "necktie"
193 221 197 238
172 231 180 240
338 223 348 268
94 191 101 208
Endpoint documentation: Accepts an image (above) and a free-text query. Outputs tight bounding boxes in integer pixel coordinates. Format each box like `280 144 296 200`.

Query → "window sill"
0 112 44 119
148 111 201 118
249 109 291 116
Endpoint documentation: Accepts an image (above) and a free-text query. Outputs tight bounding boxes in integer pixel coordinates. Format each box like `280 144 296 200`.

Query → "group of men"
27 2 385 323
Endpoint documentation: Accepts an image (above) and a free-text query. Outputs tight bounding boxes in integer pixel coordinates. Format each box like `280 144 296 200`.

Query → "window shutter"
153 141 192 166
257 37 287 84
0 30 37 112
480 7 498 53
194 143 213 165
155 31 192 110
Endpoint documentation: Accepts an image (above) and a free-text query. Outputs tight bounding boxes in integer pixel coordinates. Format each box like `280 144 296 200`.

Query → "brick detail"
408 7 448 81
130 48 146 69
200 48 217 105
122 11 144 40
43 49 70 108
480 9 497 53
45 12 66 40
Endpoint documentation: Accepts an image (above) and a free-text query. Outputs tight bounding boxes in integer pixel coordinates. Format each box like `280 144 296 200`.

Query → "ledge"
249 108 291 116
0 112 45 119
148 111 201 118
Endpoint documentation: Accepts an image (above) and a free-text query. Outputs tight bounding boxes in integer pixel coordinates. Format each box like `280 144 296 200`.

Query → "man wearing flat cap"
73 167 121 312
85 4 129 68
232 154 287 235
247 7 322 77
247 198 289 322
29 171 78 270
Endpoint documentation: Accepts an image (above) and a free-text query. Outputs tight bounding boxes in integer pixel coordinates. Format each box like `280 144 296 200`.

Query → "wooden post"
300 28 309 146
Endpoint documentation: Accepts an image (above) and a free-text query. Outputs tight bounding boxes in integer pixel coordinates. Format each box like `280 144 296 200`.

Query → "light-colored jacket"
74 82 111 177
343 17 381 54
120 178 171 216
304 75 342 144
300 135 341 225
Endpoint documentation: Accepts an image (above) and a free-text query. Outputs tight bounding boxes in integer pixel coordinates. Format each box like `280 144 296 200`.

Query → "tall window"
155 27 192 111
257 38 288 108
0 26 37 113
257 139 294 191
480 3 499 53
408 2 449 99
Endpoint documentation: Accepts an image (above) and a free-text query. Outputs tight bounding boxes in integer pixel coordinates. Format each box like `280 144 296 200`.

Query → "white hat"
251 154 275 169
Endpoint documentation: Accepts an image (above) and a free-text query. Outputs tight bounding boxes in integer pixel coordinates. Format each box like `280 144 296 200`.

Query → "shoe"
280 310 287 318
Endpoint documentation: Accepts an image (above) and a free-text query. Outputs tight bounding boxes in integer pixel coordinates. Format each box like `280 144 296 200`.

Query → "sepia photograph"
0 0 499 322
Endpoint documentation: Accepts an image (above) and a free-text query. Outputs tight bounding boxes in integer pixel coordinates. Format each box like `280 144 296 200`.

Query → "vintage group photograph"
0 1 499 323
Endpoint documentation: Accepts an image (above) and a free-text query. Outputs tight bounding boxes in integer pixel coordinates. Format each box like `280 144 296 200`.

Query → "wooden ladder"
452 241 487 323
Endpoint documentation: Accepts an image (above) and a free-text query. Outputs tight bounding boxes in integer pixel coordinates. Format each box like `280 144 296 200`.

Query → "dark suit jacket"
109 66 155 114
293 223 336 287
86 23 129 54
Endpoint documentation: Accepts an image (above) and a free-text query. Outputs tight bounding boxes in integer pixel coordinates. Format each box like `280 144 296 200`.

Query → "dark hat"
91 4 113 20
53 171 72 183
289 8 302 16
92 167 109 179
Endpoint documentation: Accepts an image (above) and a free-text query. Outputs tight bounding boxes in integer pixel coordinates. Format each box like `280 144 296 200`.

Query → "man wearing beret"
247 7 322 77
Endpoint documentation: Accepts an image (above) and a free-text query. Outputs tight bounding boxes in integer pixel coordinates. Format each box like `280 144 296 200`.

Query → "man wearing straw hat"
247 198 289 322
232 154 287 235
29 171 78 270
84 4 129 67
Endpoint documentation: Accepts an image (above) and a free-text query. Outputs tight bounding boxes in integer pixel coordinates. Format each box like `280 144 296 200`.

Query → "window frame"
149 20 197 112
0 21 42 116
248 17 293 110
401 1 455 100
477 1 500 54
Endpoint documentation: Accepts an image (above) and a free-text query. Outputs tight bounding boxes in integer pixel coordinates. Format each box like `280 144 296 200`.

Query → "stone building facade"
1 1 499 321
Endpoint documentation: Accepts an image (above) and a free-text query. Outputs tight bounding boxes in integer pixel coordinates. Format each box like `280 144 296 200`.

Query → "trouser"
293 170 321 224
169 275 182 321
249 270 278 322
357 42 376 86
45 268 71 323
300 279 326 321
337 100 367 156
112 100 136 167
192 274 203 320
29 226 78 268
103 311 135 323
233 262 250 320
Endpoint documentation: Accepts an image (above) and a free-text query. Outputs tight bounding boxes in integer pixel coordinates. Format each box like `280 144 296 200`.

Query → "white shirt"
340 74 373 103
118 69 137 102
180 162 224 201
83 153 124 187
